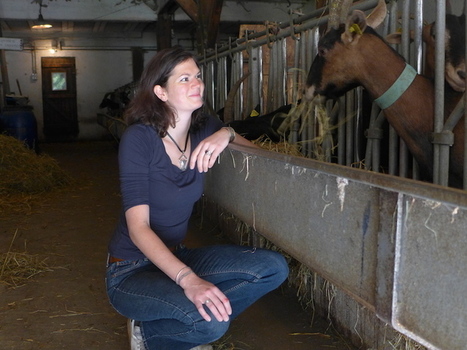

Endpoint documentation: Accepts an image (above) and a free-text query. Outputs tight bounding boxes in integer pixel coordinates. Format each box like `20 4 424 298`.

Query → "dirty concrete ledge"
199 197 425 350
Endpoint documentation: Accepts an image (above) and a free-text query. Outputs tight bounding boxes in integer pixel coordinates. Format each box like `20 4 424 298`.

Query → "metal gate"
199 0 466 190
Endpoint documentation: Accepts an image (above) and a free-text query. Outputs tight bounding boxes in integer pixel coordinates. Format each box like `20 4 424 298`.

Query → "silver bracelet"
225 126 236 143
175 266 190 285
177 270 194 285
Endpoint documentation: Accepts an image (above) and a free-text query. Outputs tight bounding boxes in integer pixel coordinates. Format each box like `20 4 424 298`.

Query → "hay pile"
0 134 71 213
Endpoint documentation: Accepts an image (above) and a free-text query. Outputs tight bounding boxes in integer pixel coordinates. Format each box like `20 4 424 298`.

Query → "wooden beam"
62 21 74 32
199 0 224 49
156 13 172 50
93 21 107 33
0 20 11 32
175 0 198 23
169 0 225 51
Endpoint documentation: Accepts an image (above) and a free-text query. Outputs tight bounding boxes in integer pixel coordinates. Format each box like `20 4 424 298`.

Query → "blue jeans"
106 244 289 350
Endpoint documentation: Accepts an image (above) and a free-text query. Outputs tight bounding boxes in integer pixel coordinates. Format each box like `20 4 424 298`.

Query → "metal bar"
433 0 447 185
199 0 382 64
247 46 262 116
204 61 215 112
386 0 399 176
266 43 275 113
216 56 227 112
292 37 300 103
280 39 287 110
398 0 411 179
230 51 244 120
413 0 423 72
409 0 424 181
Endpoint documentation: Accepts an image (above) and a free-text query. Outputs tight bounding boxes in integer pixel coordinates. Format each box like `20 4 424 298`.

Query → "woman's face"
155 58 205 116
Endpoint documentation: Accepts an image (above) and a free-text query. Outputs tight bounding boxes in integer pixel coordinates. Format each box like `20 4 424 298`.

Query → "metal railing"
199 0 466 190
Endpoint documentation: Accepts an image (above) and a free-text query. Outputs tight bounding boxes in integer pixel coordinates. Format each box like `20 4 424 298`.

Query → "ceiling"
0 0 313 45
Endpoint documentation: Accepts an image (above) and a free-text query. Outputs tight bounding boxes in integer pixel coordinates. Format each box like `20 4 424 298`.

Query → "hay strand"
0 229 51 288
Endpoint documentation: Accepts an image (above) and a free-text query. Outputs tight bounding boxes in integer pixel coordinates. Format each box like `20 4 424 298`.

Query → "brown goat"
386 11 466 92
305 0 464 187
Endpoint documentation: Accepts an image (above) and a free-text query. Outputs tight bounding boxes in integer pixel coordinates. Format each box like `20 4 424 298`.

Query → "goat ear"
342 10 367 44
385 32 402 44
366 0 387 29
385 29 415 44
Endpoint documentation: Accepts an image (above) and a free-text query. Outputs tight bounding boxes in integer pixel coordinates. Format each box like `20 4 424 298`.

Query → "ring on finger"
204 299 211 304
205 150 213 156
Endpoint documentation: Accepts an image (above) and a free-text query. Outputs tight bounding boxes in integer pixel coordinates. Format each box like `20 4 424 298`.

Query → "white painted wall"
4 47 159 140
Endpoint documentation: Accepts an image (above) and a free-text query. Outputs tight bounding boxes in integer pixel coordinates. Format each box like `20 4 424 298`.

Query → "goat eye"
318 48 326 56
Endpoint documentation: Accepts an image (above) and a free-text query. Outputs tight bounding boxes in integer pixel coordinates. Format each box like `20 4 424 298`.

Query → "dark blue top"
108 115 224 260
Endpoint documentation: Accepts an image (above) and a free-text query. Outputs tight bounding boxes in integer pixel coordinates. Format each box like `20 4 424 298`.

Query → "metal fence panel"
200 0 466 189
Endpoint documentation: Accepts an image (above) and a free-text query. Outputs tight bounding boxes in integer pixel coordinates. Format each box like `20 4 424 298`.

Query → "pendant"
179 154 188 171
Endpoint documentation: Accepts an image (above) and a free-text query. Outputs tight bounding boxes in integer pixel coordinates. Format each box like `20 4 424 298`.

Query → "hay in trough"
0 135 71 214
0 229 51 288
252 137 303 157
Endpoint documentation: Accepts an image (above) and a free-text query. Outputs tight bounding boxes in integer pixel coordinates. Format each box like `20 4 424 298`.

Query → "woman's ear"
153 85 167 101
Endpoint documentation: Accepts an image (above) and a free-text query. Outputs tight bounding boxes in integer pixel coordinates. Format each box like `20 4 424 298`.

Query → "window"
51 72 67 91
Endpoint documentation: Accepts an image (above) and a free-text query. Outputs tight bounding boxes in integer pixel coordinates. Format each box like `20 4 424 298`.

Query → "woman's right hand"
179 272 232 322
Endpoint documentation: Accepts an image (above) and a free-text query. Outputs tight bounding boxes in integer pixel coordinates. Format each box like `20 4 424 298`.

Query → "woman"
106 46 289 350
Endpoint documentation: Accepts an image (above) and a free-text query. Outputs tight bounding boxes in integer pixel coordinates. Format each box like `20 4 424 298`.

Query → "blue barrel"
0 106 38 151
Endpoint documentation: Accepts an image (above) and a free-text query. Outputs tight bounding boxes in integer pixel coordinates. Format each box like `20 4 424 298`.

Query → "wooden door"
41 57 78 141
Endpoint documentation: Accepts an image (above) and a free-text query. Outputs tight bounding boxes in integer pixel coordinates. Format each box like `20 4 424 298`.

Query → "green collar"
374 63 417 110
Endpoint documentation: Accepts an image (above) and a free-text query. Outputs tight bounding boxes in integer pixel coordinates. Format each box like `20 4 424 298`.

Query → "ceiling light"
31 1 52 29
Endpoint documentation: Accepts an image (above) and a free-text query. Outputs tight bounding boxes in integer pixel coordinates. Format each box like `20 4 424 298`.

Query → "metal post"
433 0 447 185
247 45 262 117
411 0 423 180
398 0 411 178
215 56 227 113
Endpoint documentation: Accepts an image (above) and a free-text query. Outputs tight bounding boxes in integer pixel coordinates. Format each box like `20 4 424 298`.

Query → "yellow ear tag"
349 23 363 35
250 110 260 117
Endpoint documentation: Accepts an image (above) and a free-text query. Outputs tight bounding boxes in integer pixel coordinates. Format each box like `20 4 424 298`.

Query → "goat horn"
223 72 251 123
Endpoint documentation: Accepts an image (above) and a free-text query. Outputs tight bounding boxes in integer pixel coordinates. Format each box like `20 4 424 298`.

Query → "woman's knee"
195 318 230 343
261 250 289 282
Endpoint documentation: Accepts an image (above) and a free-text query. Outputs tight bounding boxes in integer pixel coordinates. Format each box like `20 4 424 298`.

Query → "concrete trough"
204 144 467 349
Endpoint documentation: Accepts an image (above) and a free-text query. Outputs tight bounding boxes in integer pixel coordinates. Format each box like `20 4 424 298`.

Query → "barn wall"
204 144 467 350
4 46 157 140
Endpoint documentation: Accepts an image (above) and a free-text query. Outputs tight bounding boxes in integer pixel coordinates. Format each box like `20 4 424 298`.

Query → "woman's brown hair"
124 46 206 136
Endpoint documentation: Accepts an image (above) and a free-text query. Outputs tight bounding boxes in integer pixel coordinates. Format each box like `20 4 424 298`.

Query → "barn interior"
1 1 467 350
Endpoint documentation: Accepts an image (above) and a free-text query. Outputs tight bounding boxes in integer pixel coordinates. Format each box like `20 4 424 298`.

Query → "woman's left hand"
189 128 231 173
